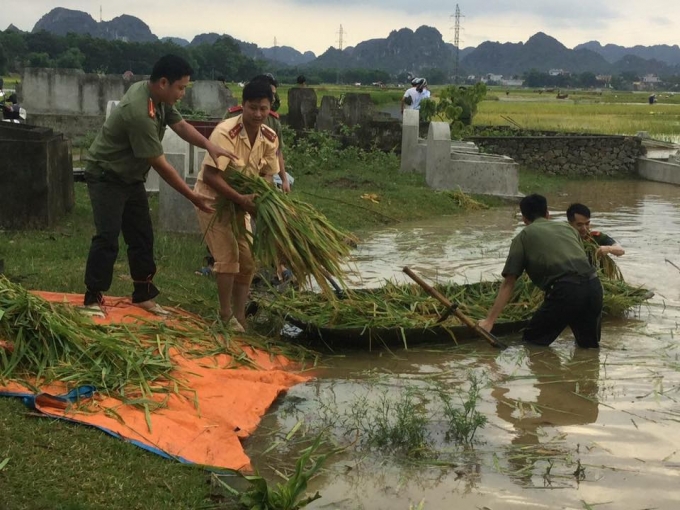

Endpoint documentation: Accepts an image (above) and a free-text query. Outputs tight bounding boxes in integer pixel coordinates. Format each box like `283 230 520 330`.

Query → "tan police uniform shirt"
194 115 279 201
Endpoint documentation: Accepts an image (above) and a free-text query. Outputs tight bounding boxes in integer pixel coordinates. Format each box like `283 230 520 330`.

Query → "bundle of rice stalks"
0 277 307 419
583 238 624 281
442 189 489 211
217 169 357 297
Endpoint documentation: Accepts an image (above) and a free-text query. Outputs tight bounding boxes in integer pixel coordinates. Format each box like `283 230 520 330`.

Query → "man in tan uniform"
194 80 279 330
225 74 290 193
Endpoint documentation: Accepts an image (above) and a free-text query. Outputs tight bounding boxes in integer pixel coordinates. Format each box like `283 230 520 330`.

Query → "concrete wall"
21 70 235 138
0 123 74 229
637 157 680 186
467 130 644 176
424 122 520 198
181 81 237 118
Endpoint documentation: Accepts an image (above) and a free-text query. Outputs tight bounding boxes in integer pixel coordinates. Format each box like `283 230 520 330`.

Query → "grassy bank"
0 142 519 509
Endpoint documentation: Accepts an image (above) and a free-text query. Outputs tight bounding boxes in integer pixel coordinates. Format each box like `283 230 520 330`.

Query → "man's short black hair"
242 80 274 104
296 74 306 84
150 55 193 84
250 74 277 88
566 203 591 222
520 194 548 222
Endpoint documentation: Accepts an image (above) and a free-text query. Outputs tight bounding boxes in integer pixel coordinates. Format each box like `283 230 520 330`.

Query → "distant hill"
310 26 468 75
20 7 680 77
33 7 157 42
461 32 610 75
261 46 316 66
576 41 680 66
161 36 189 47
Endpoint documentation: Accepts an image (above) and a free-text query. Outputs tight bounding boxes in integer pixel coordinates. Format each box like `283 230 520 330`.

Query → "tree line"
0 29 396 85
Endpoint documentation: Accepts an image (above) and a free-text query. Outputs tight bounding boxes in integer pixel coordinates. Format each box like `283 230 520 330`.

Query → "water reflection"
493 347 600 485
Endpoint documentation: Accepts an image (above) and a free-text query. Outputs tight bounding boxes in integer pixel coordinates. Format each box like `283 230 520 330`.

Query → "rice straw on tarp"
0 276 309 408
216 169 357 298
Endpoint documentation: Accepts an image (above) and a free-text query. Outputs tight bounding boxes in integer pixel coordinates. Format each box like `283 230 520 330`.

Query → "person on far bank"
478 194 603 348
194 80 280 332
82 54 237 315
400 77 430 114
566 203 625 259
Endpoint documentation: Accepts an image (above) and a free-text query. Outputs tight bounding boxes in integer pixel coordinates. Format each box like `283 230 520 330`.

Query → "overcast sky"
3 0 679 55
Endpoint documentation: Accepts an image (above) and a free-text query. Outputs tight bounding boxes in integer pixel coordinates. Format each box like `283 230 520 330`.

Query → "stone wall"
466 128 644 176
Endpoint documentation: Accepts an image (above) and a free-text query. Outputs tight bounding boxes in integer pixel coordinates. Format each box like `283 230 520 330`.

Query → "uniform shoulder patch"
261 125 277 142
229 123 243 139
268 110 280 119
228 105 243 113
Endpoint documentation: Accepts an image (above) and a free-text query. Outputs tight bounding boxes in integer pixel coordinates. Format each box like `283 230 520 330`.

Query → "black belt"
552 271 598 286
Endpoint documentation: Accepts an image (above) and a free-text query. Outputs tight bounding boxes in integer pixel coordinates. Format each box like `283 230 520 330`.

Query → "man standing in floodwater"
82 54 236 316
566 203 625 261
478 194 603 348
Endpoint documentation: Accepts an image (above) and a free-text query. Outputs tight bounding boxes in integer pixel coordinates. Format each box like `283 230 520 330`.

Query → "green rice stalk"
215 169 357 298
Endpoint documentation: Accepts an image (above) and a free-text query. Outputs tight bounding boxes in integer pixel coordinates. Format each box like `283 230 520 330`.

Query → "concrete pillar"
425 122 452 188
288 87 318 131
158 174 200 234
399 109 420 173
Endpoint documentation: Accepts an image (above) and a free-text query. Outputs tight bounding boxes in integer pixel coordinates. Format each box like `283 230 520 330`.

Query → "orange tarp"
0 292 311 471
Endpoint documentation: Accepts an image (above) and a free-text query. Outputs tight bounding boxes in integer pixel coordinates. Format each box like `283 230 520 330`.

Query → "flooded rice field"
245 180 680 510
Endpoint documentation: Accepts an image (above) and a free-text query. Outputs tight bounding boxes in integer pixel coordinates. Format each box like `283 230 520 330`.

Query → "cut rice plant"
0 276 309 422
255 273 651 343
216 169 357 298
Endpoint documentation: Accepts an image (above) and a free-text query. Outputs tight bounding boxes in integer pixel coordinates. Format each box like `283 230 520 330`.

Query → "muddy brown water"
243 180 680 510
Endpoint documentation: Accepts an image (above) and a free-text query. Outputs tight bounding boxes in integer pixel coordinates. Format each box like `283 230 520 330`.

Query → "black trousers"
523 276 603 348
84 177 159 303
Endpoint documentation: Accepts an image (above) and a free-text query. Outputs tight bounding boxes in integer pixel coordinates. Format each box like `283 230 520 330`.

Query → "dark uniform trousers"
523 273 603 348
84 177 159 303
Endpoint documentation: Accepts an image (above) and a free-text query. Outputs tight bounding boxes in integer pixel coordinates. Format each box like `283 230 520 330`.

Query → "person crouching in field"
193 81 279 332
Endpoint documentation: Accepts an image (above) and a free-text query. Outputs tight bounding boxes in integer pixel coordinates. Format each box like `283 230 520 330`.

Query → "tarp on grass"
0 292 311 471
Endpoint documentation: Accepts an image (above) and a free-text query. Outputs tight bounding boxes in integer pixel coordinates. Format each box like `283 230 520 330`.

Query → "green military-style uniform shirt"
502 218 593 291
589 231 616 247
85 81 183 184
224 106 283 153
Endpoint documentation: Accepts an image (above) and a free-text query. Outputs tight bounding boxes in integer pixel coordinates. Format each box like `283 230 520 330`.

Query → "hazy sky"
3 0 679 55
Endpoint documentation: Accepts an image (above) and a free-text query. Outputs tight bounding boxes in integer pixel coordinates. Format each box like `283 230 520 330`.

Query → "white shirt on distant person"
403 87 431 110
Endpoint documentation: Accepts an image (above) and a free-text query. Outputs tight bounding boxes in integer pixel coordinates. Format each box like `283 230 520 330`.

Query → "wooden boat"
249 277 653 350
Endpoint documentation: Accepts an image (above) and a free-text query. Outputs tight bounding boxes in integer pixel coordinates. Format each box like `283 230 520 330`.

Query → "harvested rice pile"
217 170 357 298
257 275 652 332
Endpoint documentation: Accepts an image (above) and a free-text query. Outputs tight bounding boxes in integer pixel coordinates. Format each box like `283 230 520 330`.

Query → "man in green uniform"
479 194 603 348
566 203 625 259
83 54 236 315
225 74 290 192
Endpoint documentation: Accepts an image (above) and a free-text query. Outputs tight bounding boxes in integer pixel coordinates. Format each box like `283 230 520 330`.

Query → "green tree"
56 47 85 69
0 42 7 75
27 52 52 68
425 82 487 138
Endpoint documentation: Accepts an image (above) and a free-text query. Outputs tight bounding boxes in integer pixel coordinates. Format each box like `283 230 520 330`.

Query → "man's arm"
597 244 625 257
149 155 213 213
169 120 237 166
478 274 518 333
202 165 257 215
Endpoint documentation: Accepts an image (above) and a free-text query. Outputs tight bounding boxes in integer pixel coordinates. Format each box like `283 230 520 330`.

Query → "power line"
451 4 464 84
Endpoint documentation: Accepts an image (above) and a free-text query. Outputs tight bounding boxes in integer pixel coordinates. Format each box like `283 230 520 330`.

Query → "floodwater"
244 180 680 510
